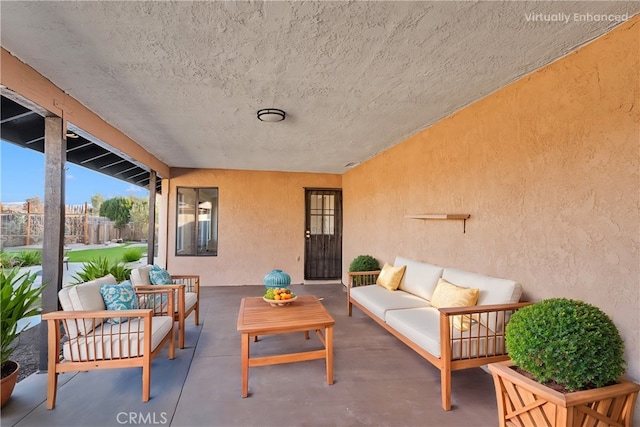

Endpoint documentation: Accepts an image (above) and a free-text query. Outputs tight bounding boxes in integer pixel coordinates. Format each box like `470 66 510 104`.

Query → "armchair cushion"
149 265 173 285
130 265 153 286
184 292 198 312
68 274 116 311
62 315 173 361
61 274 117 338
100 281 139 323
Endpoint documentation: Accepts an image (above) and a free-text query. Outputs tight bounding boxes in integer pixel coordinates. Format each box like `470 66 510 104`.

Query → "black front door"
304 189 342 280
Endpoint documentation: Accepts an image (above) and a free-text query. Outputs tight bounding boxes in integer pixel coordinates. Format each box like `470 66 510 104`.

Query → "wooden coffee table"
237 295 335 397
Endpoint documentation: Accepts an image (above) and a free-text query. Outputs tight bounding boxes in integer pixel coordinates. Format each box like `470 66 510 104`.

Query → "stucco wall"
165 168 341 285
343 16 639 390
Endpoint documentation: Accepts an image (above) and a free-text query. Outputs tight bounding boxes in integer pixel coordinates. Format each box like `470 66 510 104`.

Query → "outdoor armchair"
43 275 175 409
130 265 200 349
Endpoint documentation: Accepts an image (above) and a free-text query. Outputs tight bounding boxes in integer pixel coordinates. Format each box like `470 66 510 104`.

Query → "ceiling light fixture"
257 108 285 122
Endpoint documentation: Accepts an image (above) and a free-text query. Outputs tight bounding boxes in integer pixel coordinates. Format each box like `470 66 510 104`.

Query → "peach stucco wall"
343 16 639 390
164 168 341 285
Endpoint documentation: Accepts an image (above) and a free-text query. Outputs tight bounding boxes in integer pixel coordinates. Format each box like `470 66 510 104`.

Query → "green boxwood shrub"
348 255 380 273
506 298 625 391
348 255 380 286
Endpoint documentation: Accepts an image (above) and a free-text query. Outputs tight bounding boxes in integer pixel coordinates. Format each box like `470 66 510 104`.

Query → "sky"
1 140 149 206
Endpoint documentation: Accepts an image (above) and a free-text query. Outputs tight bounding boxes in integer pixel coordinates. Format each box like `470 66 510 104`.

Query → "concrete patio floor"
1 284 500 427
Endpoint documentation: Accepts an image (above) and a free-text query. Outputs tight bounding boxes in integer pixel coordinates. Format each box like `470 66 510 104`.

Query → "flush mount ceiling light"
257 108 285 122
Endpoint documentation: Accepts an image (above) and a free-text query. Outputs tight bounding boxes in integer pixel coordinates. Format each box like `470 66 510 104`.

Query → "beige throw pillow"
430 278 479 331
376 263 406 291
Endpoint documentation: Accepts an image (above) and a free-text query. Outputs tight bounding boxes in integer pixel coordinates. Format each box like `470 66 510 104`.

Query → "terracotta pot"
488 360 640 427
1 361 19 408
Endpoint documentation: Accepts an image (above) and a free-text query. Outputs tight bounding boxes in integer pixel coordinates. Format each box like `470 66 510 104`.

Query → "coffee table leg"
241 332 249 397
326 325 334 385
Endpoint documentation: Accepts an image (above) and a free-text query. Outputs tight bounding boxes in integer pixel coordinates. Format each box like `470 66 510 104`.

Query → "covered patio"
2 284 499 427
1 2 639 425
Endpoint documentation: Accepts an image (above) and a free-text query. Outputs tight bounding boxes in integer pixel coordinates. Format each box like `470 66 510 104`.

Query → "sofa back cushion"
442 268 522 332
395 256 443 301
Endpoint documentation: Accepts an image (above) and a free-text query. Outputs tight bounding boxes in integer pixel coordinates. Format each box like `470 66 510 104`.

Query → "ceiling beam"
0 109 36 124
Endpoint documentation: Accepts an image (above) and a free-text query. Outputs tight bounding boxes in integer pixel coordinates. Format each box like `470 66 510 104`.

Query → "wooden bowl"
263 295 297 306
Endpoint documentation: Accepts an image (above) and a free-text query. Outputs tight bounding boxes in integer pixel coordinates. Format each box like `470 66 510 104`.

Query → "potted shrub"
488 298 640 427
348 255 380 286
1 268 45 407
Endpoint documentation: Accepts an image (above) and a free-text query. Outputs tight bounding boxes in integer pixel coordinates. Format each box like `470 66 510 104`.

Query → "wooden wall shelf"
404 214 471 233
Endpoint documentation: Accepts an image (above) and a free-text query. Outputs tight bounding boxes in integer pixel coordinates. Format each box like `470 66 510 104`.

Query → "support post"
26 201 31 245
39 117 66 371
84 201 89 244
147 171 156 265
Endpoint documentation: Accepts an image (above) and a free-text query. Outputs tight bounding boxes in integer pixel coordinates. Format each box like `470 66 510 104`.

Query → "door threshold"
303 280 343 285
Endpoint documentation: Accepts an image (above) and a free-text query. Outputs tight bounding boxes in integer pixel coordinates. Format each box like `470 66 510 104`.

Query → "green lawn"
66 243 146 264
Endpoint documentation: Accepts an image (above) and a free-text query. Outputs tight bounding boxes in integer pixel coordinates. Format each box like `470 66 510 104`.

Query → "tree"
24 196 43 213
99 197 132 230
91 193 104 214
128 196 149 240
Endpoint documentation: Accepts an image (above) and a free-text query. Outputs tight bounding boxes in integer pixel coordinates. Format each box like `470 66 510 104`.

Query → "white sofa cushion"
62 315 173 361
442 268 522 331
394 256 443 301
130 265 154 286
350 285 430 321
385 307 504 359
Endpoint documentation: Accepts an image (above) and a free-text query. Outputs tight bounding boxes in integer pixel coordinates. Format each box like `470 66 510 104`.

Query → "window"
176 187 218 256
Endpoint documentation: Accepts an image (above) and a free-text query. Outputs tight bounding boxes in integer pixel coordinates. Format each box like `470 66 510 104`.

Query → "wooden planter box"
488 360 640 427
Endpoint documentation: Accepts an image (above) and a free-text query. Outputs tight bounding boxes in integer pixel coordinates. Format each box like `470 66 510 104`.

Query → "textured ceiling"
1 1 638 174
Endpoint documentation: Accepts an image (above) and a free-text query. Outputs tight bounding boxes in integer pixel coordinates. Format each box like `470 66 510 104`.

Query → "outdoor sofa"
347 256 530 411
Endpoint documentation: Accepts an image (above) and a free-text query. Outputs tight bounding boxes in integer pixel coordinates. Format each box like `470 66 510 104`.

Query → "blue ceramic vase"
263 269 291 289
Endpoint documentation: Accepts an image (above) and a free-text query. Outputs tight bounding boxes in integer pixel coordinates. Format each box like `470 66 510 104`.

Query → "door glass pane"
323 195 334 235
309 193 335 235
310 194 323 235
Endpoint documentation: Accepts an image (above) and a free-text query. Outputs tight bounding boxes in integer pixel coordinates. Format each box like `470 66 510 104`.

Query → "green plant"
506 298 625 392
1 268 45 370
13 250 42 267
348 255 380 273
0 251 19 268
122 247 145 263
71 257 132 284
